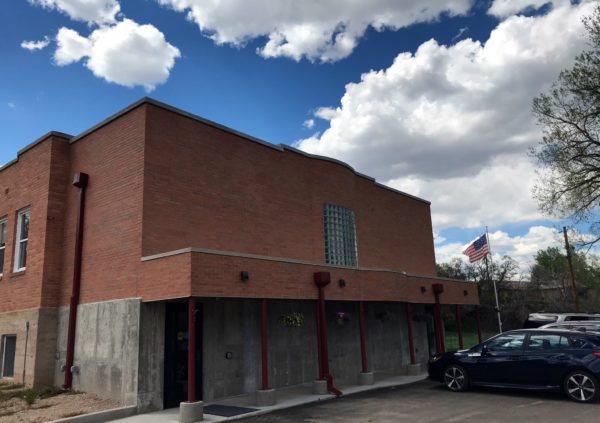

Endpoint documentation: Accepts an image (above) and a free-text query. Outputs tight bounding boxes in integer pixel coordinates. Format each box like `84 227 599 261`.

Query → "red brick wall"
142 104 437 276
0 135 69 312
140 251 478 304
57 105 146 305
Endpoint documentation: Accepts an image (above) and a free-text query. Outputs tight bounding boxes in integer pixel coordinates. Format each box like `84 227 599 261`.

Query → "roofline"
0 131 72 173
3 98 431 205
69 97 430 205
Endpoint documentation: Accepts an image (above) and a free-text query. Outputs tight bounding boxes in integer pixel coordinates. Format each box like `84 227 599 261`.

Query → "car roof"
505 328 600 338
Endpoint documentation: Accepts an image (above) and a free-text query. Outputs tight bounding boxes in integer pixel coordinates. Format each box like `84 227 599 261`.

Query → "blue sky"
1 0 597 274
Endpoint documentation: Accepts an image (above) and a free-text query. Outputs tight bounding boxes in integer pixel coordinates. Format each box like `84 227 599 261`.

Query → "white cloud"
54 19 181 91
30 0 120 25
21 36 50 51
488 0 568 18
7 103 16 109
296 2 596 230
156 0 472 62
435 226 565 275
303 119 315 129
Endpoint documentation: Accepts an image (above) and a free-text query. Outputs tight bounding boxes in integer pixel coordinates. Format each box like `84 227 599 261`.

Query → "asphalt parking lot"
241 380 599 423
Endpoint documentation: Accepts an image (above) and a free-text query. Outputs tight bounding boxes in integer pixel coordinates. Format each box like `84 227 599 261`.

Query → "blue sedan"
428 329 600 403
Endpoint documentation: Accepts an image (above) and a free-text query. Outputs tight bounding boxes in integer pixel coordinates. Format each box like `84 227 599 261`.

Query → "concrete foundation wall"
54 298 141 405
137 302 165 412
0 307 57 387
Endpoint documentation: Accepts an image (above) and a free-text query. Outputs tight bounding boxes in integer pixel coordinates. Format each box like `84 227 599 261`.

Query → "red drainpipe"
358 301 368 373
63 172 89 390
455 305 464 350
405 303 416 365
432 283 445 354
188 296 197 402
261 299 269 390
314 272 342 397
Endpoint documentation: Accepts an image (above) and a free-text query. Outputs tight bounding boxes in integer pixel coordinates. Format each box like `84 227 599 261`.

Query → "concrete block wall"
0 307 56 387
54 298 141 405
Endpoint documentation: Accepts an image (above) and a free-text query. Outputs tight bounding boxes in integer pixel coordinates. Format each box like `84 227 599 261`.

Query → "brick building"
0 98 478 411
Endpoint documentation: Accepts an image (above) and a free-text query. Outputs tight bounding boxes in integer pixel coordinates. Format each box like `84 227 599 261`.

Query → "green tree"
530 246 600 312
532 6 600 245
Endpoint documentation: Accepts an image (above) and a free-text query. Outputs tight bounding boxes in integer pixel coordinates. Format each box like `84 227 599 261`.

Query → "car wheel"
563 370 600 403
443 365 469 392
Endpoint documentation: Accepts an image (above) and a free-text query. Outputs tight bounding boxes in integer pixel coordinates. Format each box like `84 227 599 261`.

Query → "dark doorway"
164 301 202 408
1 335 16 378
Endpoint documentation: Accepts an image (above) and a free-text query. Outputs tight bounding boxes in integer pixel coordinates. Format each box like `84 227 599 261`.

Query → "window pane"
20 212 29 240
0 221 5 246
487 334 525 351
18 241 27 269
0 249 4 274
528 334 567 350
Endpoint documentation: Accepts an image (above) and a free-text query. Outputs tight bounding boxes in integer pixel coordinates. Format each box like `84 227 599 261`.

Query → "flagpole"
486 226 502 333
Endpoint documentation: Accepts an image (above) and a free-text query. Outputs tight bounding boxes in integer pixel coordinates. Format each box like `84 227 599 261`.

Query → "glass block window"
323 204 358 266
0 218 6 276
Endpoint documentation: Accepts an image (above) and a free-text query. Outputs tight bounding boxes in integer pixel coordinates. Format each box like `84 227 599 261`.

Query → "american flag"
463 234 490 263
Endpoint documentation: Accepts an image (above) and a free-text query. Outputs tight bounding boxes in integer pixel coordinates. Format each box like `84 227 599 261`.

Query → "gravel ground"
0 389 121 423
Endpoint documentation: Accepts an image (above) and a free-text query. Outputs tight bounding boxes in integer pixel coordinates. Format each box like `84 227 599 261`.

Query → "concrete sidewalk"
110 372 427 423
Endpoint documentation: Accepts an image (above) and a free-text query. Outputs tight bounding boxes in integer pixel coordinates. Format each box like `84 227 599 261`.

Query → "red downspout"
432 283 445 354
261 299 269 390
358 301 368 373
188 296 197 402
475 306 482 344
63 172 89 390
314 272 342 397
405 303 416 365
455 305 464 350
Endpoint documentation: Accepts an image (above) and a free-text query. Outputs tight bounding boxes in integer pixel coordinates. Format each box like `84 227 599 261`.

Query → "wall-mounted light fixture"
240 271 249 282
463 290 469 296
420 286 427 294
338 279 346 288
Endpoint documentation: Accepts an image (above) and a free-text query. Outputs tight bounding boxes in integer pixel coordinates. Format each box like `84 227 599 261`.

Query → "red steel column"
455 305 464 350
358 301 368 373
314 272 342 396
64 172 89 390
405 303 416 365
475 306 482 344
188 296 197 403
432 284 445 354
261 299 269 390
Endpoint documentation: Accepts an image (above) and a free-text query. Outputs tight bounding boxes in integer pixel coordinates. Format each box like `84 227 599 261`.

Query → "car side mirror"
481 345 489 356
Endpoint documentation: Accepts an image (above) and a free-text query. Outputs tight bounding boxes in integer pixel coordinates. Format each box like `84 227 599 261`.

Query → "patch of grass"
23 389 38 406
38 386 65 399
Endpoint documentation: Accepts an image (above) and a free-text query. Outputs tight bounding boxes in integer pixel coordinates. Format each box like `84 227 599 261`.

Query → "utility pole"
563 226 580 312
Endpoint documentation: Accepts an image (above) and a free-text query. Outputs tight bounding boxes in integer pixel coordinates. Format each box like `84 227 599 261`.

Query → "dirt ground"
0 382 121 423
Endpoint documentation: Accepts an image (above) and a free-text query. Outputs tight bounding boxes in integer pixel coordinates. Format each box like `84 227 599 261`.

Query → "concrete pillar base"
256 389 276 406
179 401 203 423
358 371 374 385
313 379 327 395
407 363 422 375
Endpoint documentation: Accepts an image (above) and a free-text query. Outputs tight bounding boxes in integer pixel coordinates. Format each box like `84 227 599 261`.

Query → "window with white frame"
13 209 29 272
0 218 6 276
323 204 358 267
